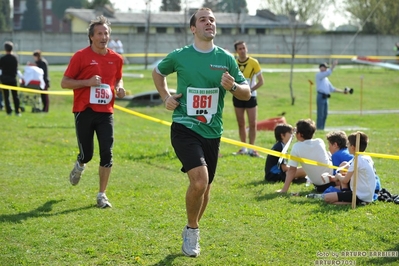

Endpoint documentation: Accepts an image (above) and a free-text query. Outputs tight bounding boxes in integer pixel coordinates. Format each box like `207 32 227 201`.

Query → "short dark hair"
348 131 368 152
4 41 13 52
319 62 329 68
33 49 42 59
234 40 245 51
274 124 293 142
88 15 111 45
326 131 348 149
296 119 316 140
189 7 212 28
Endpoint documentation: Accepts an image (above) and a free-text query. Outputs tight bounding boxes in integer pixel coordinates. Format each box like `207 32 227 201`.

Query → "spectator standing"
115 38 124 54
394 42 399 62
233 40 264 157
315 60 347 130
108 38 117 52
0 41 21 116
33 50 50 112
114 38 129 64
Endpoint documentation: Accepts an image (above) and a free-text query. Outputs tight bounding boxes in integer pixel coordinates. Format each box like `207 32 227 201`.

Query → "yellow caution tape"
4 83 398 169
358 152 399 160
0 84 73 95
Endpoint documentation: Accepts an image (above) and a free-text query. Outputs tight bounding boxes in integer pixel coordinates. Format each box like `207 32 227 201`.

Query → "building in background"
63 8 308 35
13 0 70 32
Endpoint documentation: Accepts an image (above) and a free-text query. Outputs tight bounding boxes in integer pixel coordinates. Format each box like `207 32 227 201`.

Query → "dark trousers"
316 93 328 130
0 89 3 109
41 85 49 112
2 80 20 114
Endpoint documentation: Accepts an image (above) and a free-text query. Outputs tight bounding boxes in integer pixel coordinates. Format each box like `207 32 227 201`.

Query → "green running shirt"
157 45 247 138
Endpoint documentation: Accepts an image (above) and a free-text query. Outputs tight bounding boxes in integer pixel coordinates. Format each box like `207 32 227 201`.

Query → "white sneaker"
182 226 200 257
233 147 248 155
97 194 112 208
306 193 323 199
69 162 85 185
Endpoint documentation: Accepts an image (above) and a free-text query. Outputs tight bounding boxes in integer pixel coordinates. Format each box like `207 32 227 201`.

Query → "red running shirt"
64 46 123 113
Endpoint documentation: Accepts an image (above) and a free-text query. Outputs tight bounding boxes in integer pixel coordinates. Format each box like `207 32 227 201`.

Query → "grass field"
1 63 399 265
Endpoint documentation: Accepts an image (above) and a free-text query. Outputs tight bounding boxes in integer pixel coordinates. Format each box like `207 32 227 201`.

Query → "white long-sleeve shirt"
315 69 336 94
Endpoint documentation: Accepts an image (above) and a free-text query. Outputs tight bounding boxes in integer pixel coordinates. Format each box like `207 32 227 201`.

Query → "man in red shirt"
61 15 126 208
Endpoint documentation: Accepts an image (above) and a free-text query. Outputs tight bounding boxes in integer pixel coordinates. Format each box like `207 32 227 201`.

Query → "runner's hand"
89 75 101 86
164 93 182 111
220 71 235 91
116 87 126 98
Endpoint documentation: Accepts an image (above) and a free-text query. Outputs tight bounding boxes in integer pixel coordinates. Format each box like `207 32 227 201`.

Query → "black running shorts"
171 122 220 184
233 96 257 108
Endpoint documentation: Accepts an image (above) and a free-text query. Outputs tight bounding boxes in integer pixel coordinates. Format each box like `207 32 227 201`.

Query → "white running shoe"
306 193 323 199
233 147 248 155
97 194 112 208
182 226 200 257
69 162 85 185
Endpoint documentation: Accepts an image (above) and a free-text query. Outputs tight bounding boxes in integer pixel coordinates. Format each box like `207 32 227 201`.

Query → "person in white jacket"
19 63 45 90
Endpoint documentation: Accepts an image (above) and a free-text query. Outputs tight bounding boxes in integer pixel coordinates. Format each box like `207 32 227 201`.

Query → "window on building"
156 27 167 33
256 28 266 34
221 28 232 34
46 1 52 10
137 27 145 33
175 28 183 33
46 15 52 25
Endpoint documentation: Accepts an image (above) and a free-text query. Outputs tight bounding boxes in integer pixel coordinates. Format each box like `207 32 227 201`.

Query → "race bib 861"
186 87 219 116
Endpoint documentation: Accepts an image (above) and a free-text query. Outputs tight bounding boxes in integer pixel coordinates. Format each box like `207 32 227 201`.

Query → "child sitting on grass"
323 131 376 205
277 119 334 193
321 131 354 188
326 131 353 175
264 124 306 182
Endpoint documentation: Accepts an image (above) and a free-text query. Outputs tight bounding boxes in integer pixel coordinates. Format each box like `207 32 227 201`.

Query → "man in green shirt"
152 7 251 258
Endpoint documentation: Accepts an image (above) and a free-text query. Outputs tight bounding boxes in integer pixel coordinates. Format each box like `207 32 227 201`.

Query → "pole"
144 0 152 70
360 75 363 115
308 80 313 119
351 132 361 209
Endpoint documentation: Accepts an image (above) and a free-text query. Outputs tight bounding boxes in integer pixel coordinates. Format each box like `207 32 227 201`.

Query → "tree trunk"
289 24 297 106
289 56 295 105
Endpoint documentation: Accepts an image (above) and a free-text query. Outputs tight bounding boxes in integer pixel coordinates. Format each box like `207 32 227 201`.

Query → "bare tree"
160 0 182 11
259 0 332 26
259 0 337 105
283 10 309 105
343 0 399 34
203 0 248 13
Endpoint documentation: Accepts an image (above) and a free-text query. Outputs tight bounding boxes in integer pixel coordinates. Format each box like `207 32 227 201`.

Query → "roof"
64 8 309 29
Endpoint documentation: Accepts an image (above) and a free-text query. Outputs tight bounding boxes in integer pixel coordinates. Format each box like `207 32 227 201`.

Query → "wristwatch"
230 83 237 92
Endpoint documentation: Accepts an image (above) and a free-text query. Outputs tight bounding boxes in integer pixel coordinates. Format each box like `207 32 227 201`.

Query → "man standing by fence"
233 40 264 157
315 60 347 130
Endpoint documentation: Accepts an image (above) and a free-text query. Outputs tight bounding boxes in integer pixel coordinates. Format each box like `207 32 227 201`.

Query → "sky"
111 0 348 30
